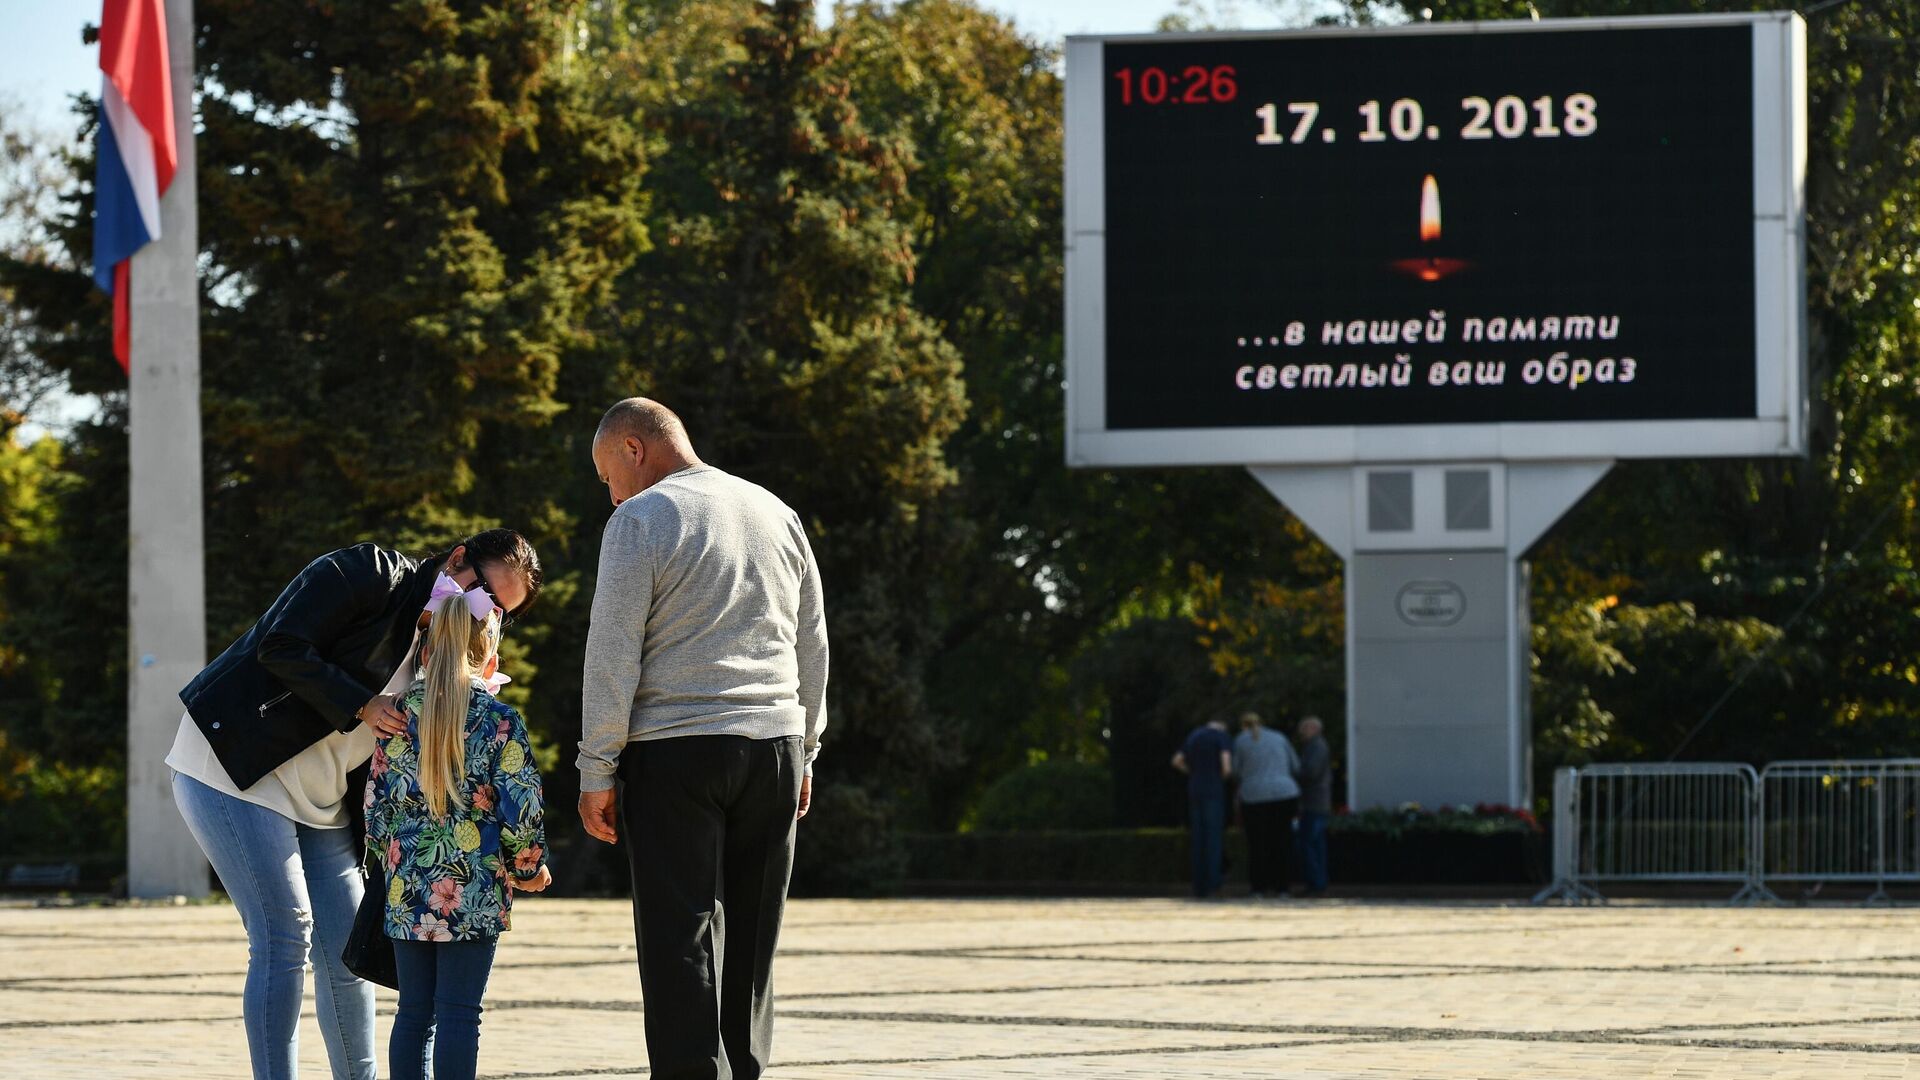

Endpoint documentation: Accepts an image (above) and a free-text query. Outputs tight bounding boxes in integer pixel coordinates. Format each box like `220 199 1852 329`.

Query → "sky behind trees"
0 0 1192 130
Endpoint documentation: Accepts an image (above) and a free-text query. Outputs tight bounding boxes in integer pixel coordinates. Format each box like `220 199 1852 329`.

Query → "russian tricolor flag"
92 0 177 373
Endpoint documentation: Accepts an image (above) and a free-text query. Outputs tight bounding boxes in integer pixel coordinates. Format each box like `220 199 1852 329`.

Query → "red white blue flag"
92 0 177 373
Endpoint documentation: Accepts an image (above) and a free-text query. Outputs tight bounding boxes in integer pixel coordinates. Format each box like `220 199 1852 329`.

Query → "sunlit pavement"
8 896 1920 1078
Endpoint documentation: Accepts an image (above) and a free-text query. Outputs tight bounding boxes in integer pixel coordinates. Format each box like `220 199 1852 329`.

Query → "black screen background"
1101 25 1756 430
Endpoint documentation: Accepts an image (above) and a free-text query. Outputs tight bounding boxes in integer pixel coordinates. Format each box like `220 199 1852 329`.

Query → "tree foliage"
0 0 649 822
189 0 648 639
579 0 970 795
834 0 1316 828
2 0 1919 870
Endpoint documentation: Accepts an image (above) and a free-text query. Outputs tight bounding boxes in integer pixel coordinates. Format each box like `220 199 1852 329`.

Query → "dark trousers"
1299 810 1330 892
1242 797 1298 894
389 937 498 1080
620 734 804 1080
1187 790 1226 897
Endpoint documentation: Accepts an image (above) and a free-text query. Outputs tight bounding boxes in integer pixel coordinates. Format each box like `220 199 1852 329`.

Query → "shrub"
789 783 907 897
972 759 1112 832
0 755 124 858
905 828 1195 887
901 817 1549 889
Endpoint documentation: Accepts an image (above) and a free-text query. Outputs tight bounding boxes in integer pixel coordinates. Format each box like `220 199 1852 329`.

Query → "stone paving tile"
0 985 239 1023
772 1039 1920 1079
476 1016 1351 1079
772 956 1440 999
0 944 246 986
9 898 1920 1078
1745 962 1920 977
13 1003 400 1080
1625 1019 1920 1046
1011 920 1889 968
794 970 1920 1035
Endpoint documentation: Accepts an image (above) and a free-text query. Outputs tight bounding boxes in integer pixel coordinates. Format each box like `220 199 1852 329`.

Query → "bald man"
577 398 829 1080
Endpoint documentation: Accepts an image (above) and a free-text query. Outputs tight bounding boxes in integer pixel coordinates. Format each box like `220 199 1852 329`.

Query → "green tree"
0 432 66 739
0 408 124 867
190 0 648 638
585 0 970 795
0 0 648 832
836 0 1325 827
0 413 128 839
0 102 72 431
0 99 127 786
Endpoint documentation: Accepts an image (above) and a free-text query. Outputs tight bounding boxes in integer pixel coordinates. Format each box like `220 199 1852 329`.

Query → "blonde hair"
1239 711 1263 739
418 597 502 818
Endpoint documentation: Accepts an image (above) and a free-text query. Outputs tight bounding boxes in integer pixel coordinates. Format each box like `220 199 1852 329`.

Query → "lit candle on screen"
1392 174 1469 282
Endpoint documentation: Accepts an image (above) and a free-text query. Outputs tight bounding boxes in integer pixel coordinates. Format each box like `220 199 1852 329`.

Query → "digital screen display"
1100 24 1758 431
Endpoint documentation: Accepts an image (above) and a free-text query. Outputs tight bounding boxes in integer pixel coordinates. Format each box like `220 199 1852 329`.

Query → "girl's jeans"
172 772 376 1080
389 938 499 1080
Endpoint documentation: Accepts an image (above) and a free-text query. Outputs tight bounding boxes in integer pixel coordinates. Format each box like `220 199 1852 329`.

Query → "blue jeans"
1187 791 1226 897
172 772 376 1080
1299 811 1330 892
389 937 498 1080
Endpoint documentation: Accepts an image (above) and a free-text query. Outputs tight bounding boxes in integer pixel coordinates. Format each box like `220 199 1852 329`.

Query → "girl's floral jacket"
364 677 547 941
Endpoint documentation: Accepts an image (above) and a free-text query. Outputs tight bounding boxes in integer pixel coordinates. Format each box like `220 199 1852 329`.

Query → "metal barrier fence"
1758 760 1920 903
1536 759 1920 904
1533 763 1765 904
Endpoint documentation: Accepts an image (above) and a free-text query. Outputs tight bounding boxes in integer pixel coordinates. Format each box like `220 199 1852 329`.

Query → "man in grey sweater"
577 398 828 1080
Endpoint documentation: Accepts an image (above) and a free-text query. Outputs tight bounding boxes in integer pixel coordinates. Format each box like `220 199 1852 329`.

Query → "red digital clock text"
1112 65 1238 106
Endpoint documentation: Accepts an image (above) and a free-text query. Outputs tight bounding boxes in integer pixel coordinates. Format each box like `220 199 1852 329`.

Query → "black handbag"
342 859 399 989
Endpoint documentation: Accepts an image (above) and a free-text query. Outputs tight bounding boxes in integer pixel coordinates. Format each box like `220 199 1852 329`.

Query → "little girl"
364 586 550 1080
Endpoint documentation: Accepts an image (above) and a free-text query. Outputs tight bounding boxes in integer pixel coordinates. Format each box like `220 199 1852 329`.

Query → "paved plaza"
8 896 1920 1077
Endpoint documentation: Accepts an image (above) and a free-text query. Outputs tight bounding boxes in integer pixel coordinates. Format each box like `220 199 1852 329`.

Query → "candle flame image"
1389 173 1469 283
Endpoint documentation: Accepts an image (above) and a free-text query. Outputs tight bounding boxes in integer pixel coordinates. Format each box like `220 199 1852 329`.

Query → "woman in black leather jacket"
165 528 540 1080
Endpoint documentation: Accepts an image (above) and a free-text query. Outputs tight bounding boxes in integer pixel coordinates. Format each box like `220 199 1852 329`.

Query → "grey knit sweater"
577 464 829 793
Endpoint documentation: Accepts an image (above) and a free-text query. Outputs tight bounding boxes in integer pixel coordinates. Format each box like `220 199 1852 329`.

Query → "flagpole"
125 0 207 899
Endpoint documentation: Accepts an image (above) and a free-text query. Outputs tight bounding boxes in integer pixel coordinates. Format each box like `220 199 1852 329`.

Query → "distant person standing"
1296 716 1333 896
1171 712 1233 899
1233 711 1301 898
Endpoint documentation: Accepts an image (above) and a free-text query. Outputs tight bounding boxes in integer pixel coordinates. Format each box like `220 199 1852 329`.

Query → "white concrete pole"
126 0 208 899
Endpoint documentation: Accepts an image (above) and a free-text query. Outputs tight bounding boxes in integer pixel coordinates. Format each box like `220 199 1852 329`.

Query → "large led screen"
1065 15 1805 465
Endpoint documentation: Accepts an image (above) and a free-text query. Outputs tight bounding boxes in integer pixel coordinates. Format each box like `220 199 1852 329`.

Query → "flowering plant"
1331 802 1542 839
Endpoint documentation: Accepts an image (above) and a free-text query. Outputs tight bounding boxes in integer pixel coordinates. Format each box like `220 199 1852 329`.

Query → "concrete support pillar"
126 0 208 899
1251 460 1611 811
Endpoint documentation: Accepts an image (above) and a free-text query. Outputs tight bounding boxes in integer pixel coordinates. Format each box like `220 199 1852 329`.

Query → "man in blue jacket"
1172 711 1234 898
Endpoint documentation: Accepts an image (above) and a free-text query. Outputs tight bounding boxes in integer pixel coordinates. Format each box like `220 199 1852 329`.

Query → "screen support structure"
127 0 210 899
1251 460 1611 811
